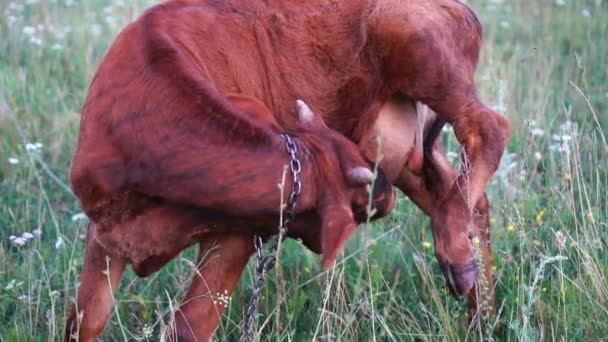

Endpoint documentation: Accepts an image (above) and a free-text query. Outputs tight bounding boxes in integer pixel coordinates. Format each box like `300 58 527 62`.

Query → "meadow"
1 0 607 340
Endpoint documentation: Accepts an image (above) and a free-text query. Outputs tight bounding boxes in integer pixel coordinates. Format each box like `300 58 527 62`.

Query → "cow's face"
295 100 397 268
351 166 395 223
431 195 479 297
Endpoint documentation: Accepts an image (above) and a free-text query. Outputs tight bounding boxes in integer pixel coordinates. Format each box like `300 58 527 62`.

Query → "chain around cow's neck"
239 133 302 342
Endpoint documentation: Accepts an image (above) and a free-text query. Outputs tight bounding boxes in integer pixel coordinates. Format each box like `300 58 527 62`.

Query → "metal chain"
239 133 302 342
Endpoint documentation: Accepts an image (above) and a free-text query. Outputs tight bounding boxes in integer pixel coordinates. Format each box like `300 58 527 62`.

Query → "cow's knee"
454 107 510 170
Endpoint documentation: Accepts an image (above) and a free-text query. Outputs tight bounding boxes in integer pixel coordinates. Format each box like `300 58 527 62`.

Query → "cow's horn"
349 167 375 184
296 99 314 123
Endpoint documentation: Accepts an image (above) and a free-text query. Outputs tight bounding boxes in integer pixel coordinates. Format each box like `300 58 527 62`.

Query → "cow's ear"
319 205 357 269
296 99 328 131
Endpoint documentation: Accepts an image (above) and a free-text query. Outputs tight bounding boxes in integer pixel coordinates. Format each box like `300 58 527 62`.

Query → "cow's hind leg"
65 227 126 342
167 233 255 341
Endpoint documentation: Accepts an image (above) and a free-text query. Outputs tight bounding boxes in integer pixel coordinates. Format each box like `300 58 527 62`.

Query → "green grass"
1 0 607 340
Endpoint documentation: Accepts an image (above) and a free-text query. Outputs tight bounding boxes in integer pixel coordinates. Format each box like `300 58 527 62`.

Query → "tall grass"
1 0 607 340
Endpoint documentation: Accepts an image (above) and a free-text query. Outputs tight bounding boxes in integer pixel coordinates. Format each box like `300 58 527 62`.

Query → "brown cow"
66 0 510 340
66 94 395 340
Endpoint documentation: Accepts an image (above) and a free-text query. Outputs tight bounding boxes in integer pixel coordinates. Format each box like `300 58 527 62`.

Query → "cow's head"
295 100 395 268
422 146 481 297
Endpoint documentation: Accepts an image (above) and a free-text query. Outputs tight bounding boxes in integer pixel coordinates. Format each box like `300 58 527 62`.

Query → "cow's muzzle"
440 259 478 297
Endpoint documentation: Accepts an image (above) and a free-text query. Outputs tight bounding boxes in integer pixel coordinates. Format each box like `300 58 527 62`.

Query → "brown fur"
66 0 509 339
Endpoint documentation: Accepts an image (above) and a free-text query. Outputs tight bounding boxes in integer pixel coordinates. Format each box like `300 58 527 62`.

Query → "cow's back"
141 0 375 133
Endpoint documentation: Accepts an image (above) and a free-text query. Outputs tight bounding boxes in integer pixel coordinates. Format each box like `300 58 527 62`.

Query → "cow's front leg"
167 233 255 341
65 226 126 342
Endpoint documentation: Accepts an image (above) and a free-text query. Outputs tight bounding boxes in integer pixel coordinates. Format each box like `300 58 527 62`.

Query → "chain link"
239 133 302 342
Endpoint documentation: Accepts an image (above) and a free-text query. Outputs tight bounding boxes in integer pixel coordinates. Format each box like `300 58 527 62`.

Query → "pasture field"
1 0 607 340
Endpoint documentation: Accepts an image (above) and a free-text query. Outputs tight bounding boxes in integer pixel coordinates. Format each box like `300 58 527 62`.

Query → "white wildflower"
141 324 153 338
8 157 19 165
11 237 28 246
5 280 16 290
32 228 42 237
25 142 43 151
530 128 545 137
104 16 116 27
518 169 527 181
30 36 43 46
22 26 35 36
71 212 88 222
91 24 102 37
550 142 570 156
560 120 576 132
534 152 543 160
22 232 34 240
581 9 591 17
500 20 510 29
554 231 566 252
556 0 566 5
552 134 572 143
55 236 65 249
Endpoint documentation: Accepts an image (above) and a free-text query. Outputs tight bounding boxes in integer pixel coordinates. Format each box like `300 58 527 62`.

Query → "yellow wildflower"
472 236 480 247
536 210 545 225
422 241 432 249
507 223 516 232
564 172 572 181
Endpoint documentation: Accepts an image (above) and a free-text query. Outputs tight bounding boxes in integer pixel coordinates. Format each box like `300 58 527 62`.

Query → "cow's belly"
358 98 424 183
92 204 214 276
